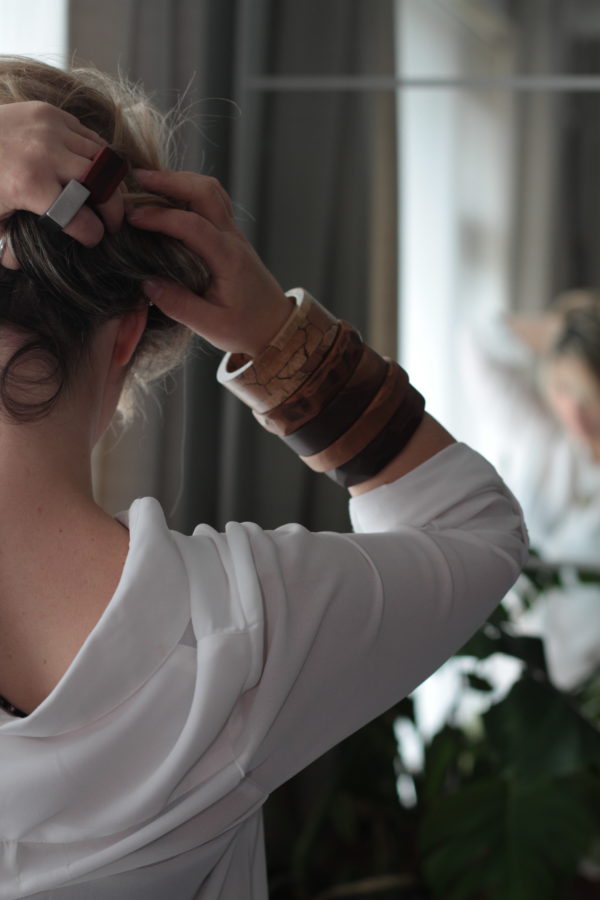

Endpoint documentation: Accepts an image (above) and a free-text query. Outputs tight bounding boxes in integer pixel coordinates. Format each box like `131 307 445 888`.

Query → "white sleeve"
197 443 528 794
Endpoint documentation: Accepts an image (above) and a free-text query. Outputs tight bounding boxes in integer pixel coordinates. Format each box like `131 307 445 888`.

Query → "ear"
112 304 149 368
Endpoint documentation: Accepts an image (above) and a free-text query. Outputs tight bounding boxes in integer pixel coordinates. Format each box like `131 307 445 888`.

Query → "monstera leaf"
484 677 600 779
420 772 599 900
419 676 600 900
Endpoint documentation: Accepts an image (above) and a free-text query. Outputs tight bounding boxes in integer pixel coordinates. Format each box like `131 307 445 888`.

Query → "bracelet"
326 384 425 488
280 345 389 456
217 286 426 488
216 288 338 413
300 361 408 472
253 322 364 435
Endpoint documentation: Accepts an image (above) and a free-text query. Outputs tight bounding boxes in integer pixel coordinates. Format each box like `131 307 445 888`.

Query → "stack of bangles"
217 288 425 488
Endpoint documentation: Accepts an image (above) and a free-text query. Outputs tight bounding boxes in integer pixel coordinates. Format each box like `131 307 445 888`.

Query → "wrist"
242 292 295 358
218 289 339 412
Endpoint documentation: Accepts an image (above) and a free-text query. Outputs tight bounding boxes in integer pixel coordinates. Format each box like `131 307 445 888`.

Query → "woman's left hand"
0 101 125 269
126 169 293 357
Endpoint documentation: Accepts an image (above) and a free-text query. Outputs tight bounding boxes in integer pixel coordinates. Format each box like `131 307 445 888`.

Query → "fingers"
133 169 234 230
64 131 106 161
42 166 124 247
63 112 106 147
62 205 105 247
94 187 125 234
126 204 229 270
143 279 208 330
30 149 125 244
141 278 240 354
33 155 109 247
0 102 126 268
0 164 122 268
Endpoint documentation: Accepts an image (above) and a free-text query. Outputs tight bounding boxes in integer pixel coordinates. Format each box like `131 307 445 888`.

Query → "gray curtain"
73 0 397 535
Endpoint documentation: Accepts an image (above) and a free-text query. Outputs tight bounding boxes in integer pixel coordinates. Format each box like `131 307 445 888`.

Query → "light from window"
0 0 68 67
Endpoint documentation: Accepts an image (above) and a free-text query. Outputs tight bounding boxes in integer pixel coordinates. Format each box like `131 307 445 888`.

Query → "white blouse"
0 443 527 899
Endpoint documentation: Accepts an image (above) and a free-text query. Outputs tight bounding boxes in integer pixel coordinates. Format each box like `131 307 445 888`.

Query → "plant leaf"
420 773 599 900
484 677 600 778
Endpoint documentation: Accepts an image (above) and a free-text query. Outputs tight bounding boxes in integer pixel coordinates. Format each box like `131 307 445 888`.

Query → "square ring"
42 180 91 229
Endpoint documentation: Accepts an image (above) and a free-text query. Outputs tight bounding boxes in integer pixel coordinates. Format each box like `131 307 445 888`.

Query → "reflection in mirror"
395 0 600 722
397 0 600 78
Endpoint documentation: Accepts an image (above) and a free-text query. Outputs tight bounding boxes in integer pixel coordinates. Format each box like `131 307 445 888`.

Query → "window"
395 0 516 440
0 0 68 67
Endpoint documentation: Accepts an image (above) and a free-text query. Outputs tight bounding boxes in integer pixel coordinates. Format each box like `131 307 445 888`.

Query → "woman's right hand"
126 169 294 357
0 101 125 269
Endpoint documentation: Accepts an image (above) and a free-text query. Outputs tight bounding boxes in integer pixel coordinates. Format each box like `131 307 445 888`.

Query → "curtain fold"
221 0 398 531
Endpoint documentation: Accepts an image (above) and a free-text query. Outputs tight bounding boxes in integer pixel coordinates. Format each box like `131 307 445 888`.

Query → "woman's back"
0 496 129 715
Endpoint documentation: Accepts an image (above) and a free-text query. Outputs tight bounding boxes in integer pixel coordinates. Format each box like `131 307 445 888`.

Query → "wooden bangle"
217 288 338 413
326 384 426 488
300 362 408 472
281 345 390 456
253 322 364 435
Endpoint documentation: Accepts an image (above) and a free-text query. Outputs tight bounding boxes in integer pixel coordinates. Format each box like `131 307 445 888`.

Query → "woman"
462 298 600 689
0 58 527 899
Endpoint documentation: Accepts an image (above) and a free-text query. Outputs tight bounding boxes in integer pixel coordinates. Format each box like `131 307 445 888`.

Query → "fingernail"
144 280 164 302
133 168 155 178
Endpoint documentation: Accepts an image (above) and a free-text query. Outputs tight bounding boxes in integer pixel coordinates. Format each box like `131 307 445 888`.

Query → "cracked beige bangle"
216 288 339 413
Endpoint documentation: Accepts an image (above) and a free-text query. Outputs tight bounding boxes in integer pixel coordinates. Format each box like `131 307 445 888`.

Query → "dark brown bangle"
325 383 425 487
300 362 408 472
280 345 389 457
254 322 364 436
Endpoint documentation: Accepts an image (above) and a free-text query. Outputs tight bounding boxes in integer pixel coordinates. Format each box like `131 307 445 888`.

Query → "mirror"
238 0 600 680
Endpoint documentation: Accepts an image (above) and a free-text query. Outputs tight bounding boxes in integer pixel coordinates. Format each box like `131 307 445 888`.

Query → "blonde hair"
0 56 210 421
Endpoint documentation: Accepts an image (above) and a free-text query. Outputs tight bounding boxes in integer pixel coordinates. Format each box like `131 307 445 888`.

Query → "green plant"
266 568 600 900
265 699 425 899
419 571 600 900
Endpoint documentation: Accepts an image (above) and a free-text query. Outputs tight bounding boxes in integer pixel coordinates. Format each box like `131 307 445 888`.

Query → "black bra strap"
0 693 28 718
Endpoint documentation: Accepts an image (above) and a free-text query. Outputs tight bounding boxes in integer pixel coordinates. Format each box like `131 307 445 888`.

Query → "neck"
0 410 99 531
